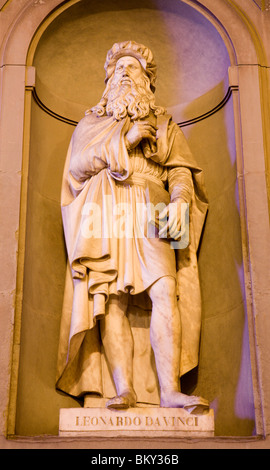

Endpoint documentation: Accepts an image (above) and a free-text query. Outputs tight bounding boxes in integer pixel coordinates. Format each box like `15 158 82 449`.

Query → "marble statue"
56 41 209 414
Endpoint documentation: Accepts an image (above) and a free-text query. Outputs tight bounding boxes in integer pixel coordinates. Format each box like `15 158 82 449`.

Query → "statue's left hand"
158 200 182 240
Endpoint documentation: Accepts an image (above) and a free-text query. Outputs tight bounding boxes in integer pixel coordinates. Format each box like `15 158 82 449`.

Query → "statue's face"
112 56 145 88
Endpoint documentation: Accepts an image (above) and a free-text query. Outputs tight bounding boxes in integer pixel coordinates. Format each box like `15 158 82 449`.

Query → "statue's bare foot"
160 391 209 415
106 390 137 410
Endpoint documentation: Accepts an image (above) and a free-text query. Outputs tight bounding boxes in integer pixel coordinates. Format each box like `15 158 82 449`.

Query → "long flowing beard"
106 81 152 120
90 74 165 120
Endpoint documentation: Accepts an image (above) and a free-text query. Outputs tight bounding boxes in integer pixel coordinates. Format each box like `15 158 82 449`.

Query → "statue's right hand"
125 121 157 150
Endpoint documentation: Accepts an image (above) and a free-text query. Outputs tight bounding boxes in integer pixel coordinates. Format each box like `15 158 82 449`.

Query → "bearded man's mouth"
120 77 132 85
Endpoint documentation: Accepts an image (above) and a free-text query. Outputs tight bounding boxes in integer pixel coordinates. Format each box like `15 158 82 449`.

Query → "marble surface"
59 405 214 438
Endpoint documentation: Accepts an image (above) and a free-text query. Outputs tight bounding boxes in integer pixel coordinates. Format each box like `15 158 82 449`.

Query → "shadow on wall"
15 101 78 436
180 96 256 436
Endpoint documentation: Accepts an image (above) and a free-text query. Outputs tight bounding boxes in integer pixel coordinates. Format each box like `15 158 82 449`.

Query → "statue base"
59 398 214 438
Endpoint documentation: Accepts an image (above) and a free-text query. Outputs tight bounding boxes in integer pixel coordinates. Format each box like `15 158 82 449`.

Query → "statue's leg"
148 276 209 414
100 293 137 409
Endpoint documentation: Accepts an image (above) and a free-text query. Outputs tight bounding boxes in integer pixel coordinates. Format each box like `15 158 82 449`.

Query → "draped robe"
56 111 208 403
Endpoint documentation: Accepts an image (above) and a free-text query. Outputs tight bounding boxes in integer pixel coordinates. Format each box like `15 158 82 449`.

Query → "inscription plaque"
59 407 214 438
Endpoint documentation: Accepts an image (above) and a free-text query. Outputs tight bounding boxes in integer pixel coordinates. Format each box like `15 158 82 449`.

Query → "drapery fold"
56 112 208 403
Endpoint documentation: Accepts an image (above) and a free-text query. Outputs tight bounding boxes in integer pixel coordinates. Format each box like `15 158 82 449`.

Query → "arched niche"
12 0 255 437
3 0 269 442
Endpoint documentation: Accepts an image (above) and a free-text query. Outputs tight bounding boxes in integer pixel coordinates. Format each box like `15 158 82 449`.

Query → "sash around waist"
116 171 165 189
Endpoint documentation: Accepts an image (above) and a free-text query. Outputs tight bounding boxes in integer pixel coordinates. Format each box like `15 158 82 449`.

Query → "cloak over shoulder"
56 113 208 403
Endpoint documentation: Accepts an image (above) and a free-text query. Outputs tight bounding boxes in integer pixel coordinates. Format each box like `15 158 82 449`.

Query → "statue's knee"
149 276 176 302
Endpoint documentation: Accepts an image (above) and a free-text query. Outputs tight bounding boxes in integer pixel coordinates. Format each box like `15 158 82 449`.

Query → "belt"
118 172 165 189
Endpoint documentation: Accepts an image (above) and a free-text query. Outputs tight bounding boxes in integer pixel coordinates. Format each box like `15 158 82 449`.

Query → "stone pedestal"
59 403 215 438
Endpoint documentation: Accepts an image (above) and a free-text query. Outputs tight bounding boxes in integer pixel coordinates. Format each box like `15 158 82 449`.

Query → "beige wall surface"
32 0 230 116
1 0 270 448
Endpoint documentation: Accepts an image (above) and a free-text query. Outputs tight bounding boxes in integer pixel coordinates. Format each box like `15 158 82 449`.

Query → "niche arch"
2 0 269 440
